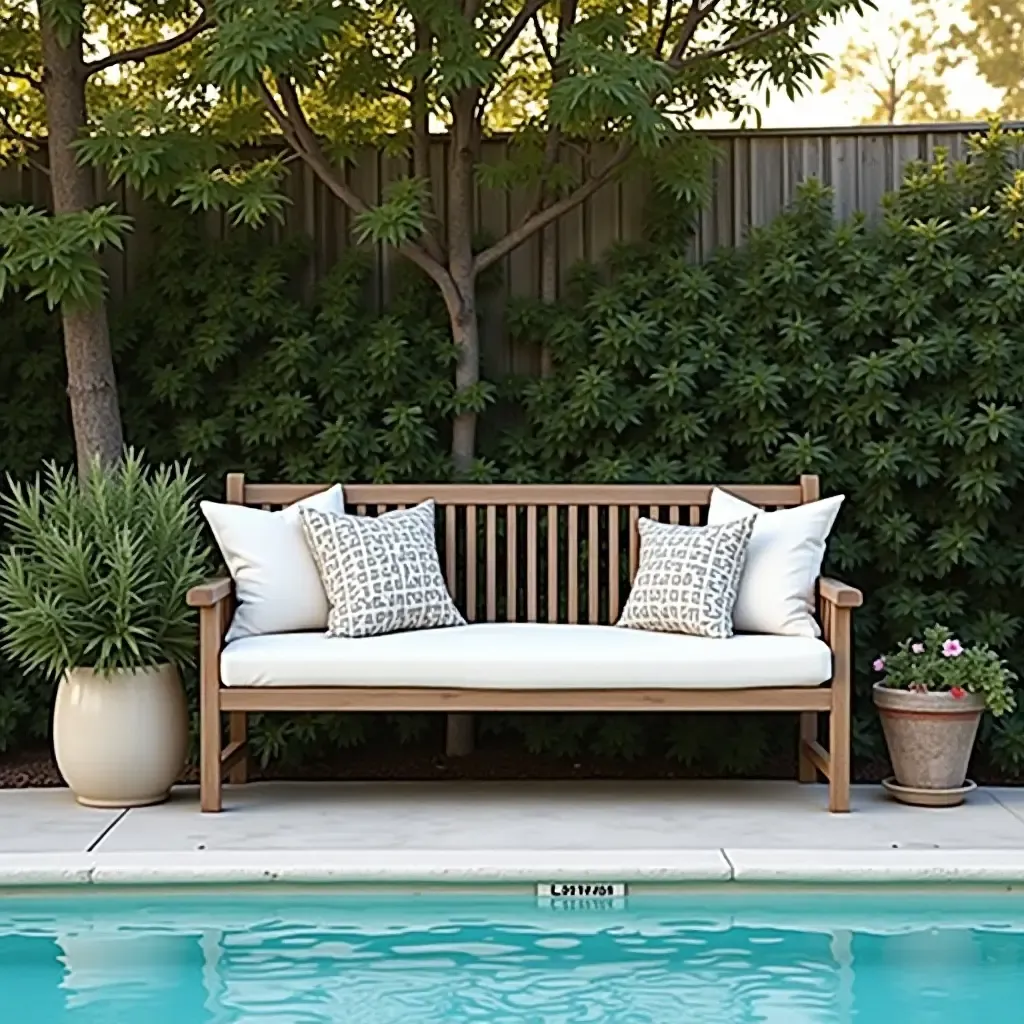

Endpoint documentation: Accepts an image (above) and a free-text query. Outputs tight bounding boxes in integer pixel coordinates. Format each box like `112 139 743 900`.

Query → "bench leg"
228 712 248 784
199 606 223 813
798 712 818 782
445 713 475 756
829 698 851 814
200 700 223 813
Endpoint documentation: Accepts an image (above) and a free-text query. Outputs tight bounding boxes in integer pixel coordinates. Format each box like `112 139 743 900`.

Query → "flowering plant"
873 625 1016 716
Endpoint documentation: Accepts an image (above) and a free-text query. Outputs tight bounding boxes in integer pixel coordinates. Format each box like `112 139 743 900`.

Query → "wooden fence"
0 121 1008 376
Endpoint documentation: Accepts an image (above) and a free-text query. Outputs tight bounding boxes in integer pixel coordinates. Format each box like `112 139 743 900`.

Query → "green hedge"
3 126 1024 778
502 125 1024 775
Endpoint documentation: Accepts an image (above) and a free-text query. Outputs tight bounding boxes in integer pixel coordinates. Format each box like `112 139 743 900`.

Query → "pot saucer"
881 776 977 808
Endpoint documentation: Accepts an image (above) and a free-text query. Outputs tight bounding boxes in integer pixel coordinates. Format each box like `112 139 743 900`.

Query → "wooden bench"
187 474 862 813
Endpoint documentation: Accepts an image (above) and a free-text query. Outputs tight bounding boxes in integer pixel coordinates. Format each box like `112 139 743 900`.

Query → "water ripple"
4 893 1024 1022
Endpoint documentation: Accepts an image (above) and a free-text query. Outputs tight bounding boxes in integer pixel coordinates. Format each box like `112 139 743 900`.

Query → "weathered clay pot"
53 664 188 808
873 682 984 791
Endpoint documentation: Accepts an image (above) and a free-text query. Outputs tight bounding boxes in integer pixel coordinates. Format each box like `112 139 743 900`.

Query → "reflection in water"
2 896 1023 1023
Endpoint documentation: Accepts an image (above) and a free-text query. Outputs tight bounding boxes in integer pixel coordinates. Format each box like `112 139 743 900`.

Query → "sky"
703 0 1006 130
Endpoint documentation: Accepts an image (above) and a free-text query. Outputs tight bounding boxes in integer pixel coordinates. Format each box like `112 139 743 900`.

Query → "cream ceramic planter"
53 663 188 808
873 682 984 793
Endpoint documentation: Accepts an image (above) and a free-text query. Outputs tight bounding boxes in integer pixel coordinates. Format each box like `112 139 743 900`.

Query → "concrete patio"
2 780 1024 885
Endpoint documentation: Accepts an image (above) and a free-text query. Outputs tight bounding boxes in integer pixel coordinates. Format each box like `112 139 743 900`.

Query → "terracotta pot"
873 682 984 791
53 663 188 808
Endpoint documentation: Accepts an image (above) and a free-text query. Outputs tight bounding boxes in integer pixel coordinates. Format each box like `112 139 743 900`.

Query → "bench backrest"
227 476 820 625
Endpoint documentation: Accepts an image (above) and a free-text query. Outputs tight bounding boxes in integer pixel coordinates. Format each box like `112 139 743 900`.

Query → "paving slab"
0 789 121 854
85 848 732 885
93 780 1024 853
726 848 1024 883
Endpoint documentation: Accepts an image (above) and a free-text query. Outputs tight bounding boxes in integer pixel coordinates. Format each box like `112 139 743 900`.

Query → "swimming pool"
3 888 1024 1022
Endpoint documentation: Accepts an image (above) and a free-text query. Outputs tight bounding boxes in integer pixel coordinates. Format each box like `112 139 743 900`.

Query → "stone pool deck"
3 780 1024 886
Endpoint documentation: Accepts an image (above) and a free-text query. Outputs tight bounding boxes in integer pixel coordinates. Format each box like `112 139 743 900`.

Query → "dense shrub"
3 126 1024 779
504 125 1024 772
116 215 460 486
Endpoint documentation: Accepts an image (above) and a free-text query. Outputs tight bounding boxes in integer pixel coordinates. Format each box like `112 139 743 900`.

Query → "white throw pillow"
707 488 844 638
201 485 345 642
617 516 756 639
299 500 465 639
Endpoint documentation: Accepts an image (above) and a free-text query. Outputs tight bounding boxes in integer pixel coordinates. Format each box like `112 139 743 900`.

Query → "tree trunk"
447 94 481 477
447 278 480 476
40 10 124 475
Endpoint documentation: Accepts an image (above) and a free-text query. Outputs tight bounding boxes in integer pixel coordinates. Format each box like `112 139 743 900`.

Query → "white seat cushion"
221 623 832 690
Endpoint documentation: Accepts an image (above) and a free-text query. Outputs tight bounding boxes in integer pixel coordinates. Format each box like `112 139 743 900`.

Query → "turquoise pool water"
3 889 1024 1022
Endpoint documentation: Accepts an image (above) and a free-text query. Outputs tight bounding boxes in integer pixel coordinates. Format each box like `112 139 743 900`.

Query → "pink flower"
873 657 886 672
942 639 964 658
911 643 925 654
950 686 966 700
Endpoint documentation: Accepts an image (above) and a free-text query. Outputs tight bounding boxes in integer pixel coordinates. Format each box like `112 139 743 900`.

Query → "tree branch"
256 77 306 153
532 12 555 66
0 107 40 148
654 0 676 58
490 0 548 62
84 7 212 76
533 0 577 211
262 75 453 295
670 8 808 70
668 0 717 64
0 66 43 90
474 142 632 275
380 82 413 101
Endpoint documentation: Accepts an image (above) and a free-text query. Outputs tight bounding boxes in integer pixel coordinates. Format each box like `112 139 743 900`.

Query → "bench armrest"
187 578 233 607
819 576 863 609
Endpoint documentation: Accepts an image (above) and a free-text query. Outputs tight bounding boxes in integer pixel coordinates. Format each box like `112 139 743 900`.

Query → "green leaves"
878 625 1016 717
0 451 209 678
352 177 430 247
206 0 348 90
174 159 291 226
0 204 131 308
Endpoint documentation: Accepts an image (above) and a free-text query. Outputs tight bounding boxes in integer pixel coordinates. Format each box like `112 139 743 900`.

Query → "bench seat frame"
188 475 862 814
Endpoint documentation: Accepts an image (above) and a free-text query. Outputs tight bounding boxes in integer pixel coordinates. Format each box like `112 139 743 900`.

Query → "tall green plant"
0 451 208 677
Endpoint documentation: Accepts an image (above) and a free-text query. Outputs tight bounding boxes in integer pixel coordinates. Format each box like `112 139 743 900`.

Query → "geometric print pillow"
298 500 466 639
616 515 757 639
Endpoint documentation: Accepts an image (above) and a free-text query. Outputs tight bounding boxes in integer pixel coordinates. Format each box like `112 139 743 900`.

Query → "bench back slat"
241 482 806 507
226 476 820 626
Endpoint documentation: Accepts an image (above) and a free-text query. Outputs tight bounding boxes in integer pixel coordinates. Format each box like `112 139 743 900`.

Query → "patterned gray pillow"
617 516 757 639
298 500 466 638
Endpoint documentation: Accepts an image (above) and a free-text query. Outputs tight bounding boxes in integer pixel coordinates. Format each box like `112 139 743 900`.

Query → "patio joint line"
987 790 1024 830
86 808 130 853
719 849 736 881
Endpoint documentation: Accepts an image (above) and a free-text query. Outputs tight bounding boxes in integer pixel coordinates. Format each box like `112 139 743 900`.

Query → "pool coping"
2 848 1024 887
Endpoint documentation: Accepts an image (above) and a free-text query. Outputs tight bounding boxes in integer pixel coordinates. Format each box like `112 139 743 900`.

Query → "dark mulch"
1 743 909 789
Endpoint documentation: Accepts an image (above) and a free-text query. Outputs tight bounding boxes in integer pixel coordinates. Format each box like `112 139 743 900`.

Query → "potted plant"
873 625 1016 807
0 452 208 807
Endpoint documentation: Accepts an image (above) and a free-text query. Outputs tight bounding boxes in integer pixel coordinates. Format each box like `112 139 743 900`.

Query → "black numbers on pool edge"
548 883 615 898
